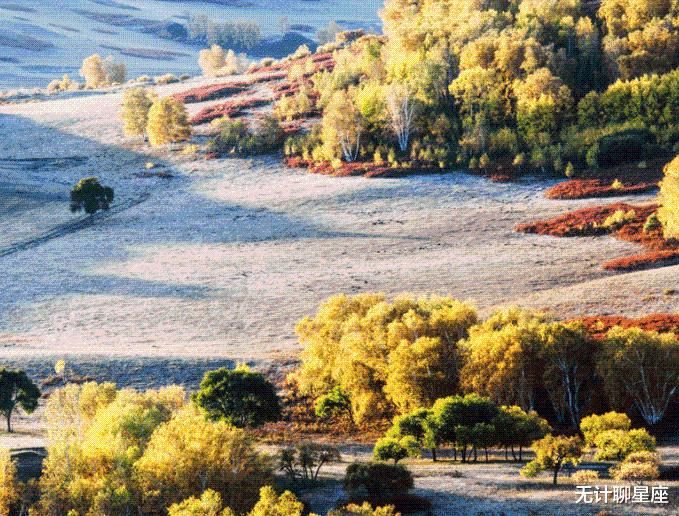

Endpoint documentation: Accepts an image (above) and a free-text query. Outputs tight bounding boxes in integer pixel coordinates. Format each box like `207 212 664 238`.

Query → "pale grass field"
0 77 678 511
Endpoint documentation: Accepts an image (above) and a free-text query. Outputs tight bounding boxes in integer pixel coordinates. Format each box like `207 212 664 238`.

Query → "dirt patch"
191 97 273 125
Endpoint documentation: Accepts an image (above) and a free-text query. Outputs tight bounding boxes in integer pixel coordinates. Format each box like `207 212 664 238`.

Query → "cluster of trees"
80 54 126 89
121 88 191 146
187 15 261 51
292 295 679 430
374 395 550 464
209 116 286 156
281 0 679 174
0 362 301 514
198 44 249 77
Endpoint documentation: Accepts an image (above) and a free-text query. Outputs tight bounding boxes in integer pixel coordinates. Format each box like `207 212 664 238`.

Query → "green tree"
373 436 419 464
192 365 281 428
0 369 40 433
344 463 413 498
70 177 114 214
493 405 550 461
521 435 584 485
315 386 352 422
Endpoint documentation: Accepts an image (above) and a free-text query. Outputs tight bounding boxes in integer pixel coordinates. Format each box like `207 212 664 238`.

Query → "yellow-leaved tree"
147 97 192 146
0 449 18 515
135 408 272 514
658 155 679 240
121 87 157 139
291 293 477 423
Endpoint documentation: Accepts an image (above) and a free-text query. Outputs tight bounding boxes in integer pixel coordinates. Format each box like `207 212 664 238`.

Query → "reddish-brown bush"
545 160 665 200
172 82 252 104
516 201 679 270
190 97 272 125
577 314 679 339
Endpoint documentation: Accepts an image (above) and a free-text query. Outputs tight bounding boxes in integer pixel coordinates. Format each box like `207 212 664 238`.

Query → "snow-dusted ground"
0 76 677 383
0 0 382 89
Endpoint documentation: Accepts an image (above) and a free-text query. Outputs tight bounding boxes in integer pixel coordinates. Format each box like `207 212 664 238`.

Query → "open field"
0 76 677 386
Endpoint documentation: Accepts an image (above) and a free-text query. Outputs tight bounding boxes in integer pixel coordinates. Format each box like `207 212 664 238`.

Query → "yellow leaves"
136 407 271 514
249 486 304 516
658 155 679 239
292 293 477 423
147 97 192 147
0 449 18 515
121 87 157 138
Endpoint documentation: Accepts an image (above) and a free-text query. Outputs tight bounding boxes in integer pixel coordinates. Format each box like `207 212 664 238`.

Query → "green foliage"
187 15 261 51
344 463 413 498
315 386 352 421
373 436 420 464
580 411 631 447
593 428 656 460
643 212 662 233
212 116 285 156
0 368 40 433
192 365 281 428
70 177 114 214
521 435 583 485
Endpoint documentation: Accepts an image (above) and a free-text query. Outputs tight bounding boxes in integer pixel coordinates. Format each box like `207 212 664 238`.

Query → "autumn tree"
521 435 584 485
147 97 192 146
459 307 548 412
198 45 246 77
539 322 597 427
658 155 679 240
0 369 40 433
598 327 679 426
249 486 304 516
322 89 364 162
135 408 272 514
386 83 417 152
192 365 280 428
292 293 477 423
168 489 234 516
80 54 126 88
0 449 18 514
580 411 631 446
121 87 157 139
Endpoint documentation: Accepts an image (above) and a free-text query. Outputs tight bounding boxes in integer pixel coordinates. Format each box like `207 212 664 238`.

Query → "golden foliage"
658 155 679 239
147 97 192 146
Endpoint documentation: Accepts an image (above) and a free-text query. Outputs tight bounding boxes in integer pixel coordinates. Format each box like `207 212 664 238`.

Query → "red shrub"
546 179 659 200
173 82 252 104
190 97 272 125
578 314 679 339
517 201 679 270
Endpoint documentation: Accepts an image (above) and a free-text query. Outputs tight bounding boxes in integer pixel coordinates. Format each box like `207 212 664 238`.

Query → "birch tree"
386 83 416 152
321 89 363 162
599 327 679 426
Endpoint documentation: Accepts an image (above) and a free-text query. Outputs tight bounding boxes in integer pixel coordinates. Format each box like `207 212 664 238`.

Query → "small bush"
211 116 284 156
644 213 662 233
315 386 351 420
344 463 413 498
600 209 636 230
47 74 80 93
581 412 632 447
154 74 180 85
199 45 248 77
70 177 114 214
593 429 656 461
610 452 661 482
571 469 600 482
